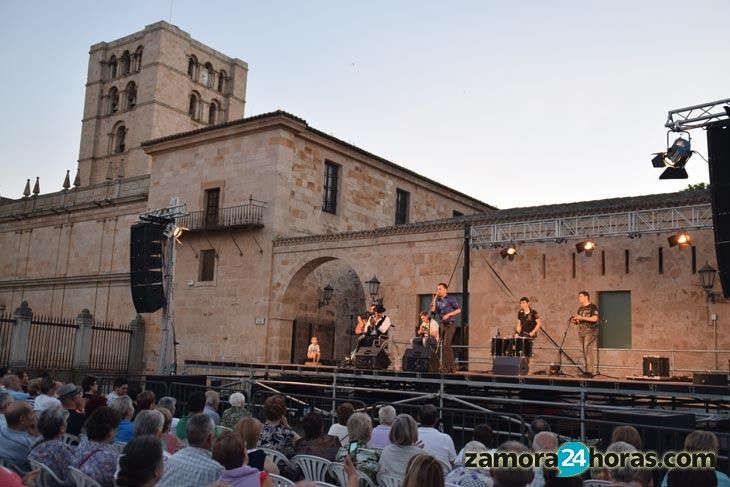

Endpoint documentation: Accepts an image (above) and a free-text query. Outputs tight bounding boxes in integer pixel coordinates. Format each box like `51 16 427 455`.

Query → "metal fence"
26 315 77 369
0 311 13 365
90 320 132 371
178 197 266 231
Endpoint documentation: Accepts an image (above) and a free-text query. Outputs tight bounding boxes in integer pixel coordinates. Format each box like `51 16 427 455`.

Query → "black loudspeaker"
493 356 528 376
130 223 166 313
402 347 431 372
693 372 728 386
707 122 730 297
354 346 391 370
642 356 670 377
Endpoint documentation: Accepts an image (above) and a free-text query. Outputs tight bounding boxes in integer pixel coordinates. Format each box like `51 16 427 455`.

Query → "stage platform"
183 359 730 407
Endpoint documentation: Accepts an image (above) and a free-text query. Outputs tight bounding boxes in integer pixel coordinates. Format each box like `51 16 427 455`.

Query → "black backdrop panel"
707 122 730 297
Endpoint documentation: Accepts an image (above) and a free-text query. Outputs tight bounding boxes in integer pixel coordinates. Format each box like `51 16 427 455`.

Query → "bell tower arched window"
109 56 117 78
120 51 131 76
109 87 119 114
113 124 126 154
135 46 143 72
208 100 219 125
218 70 226 93
189 92 200 120
188 55 197 79
126 81 137 110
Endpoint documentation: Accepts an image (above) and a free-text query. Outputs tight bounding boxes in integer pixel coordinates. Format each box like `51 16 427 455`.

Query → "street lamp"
365 275 381 302
318 284 334 308
698 263 718 303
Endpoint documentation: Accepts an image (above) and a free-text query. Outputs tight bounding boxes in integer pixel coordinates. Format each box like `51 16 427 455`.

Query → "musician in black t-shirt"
515 297 542 338
570 290 600 377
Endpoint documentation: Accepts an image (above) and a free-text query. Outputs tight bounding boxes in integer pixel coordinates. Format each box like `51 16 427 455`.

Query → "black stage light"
500 245 517 261
575 240 596 256
652 135 692 179
668 231 692 250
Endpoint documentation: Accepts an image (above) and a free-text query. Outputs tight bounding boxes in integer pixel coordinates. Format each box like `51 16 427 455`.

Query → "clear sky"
0 1 727 209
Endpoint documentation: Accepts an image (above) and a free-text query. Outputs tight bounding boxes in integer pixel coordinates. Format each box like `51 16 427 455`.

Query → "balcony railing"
178 197 266 232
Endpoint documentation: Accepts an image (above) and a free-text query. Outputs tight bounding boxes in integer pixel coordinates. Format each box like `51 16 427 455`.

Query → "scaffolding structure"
469 204 712 248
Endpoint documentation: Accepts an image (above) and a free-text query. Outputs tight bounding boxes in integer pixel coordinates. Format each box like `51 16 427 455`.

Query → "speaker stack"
707 122 730 297
130 222 166 313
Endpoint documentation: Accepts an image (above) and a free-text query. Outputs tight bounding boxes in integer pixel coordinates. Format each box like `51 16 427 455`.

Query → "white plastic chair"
68 466 102 487
29 459 67 487
446 483 460 487
328 462 348 487
315 482 338 487
292 454 333 482
61 433 79 446
269 473 296 487
262 447 294 470
583 481 613 487
380 473 404 487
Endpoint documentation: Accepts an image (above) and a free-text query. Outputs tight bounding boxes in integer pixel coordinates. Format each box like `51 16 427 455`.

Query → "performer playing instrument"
354 304 391 350
431 282 461 373
410 311 439 350
515 297 542 338
570 291 600 377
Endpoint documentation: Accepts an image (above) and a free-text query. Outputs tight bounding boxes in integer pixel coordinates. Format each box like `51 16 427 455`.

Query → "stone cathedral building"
1 22 727 375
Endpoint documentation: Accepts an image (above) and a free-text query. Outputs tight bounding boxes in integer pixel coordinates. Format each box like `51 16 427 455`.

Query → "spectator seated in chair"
222 392 252 430
205 390 222 426
72 406 121 487
417 404 456 468
110 395 135 443
158 413 224 487
0 401 38 472
295 412 341 461
116 435 165 487
214 431 274 487
403 454 445 487
327 402 354 447
259 395 301 459
368 405 396 449
58 383 86 437
378 414 423 483
234 416 279 475
33 376 61 412
28 405 75 487
335 412 381 483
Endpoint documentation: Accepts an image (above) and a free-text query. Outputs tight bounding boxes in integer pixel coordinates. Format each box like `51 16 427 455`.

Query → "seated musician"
515 297 541 338
410 311 439 350
353 304 390 351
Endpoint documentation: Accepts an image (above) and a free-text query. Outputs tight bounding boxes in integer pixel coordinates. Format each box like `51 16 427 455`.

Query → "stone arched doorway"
280 257 367 364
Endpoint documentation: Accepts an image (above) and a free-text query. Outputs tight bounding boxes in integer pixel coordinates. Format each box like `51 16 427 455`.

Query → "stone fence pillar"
73 309 94 370
9 301 32 369
127 315 145 375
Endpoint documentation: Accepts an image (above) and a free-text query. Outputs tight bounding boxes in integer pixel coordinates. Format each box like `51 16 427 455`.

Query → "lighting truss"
665 97 730 131
470 204 712 248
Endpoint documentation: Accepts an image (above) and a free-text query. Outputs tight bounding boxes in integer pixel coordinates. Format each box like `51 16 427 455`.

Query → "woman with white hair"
110 395 135 443
28 405 75 487
222 392 251 429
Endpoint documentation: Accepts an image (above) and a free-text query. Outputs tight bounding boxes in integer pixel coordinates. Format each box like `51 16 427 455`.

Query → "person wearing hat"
58 383 86 436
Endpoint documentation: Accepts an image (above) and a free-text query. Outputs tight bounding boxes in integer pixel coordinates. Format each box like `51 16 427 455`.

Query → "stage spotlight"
668 230 692 250
163 224 188 243
651 134 692 179
576 240 596 256
500 245 517 261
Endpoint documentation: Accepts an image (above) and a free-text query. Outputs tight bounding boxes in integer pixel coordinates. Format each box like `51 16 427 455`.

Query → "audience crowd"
0 365 727 487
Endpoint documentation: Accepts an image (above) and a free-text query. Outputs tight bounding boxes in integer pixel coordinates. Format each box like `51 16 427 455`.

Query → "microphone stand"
538 319 586 376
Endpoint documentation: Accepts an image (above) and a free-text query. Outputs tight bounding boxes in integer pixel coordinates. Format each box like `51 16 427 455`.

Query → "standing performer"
515 297 542 338
431 282 461 373
570 291 600 377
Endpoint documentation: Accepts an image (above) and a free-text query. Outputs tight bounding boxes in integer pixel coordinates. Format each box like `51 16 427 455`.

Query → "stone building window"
120 51 131 76
218 70 226 93
109 55 118 78
188 55 197 79
126 81 137 110
323 160 340 215
189 92 200 120
134 46 143 72
208 100 219 125
199 249 216 282
109 87 120 114
113 124 126 154
202 62 213 88
395 188 410 225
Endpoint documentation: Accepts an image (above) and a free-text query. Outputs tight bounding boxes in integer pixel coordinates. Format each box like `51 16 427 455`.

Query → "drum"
513 337 533 357
491 337 511 356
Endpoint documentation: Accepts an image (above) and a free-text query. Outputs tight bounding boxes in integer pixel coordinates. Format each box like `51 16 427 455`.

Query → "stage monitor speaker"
402 347 431 372
642 356 670 377
130 223 166 313
707 122 730 297
493 356 528 376
354 346 391 370
693 372 728 386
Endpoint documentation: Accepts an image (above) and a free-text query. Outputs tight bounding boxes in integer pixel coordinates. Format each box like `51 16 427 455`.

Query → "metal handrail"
178 197 266 231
